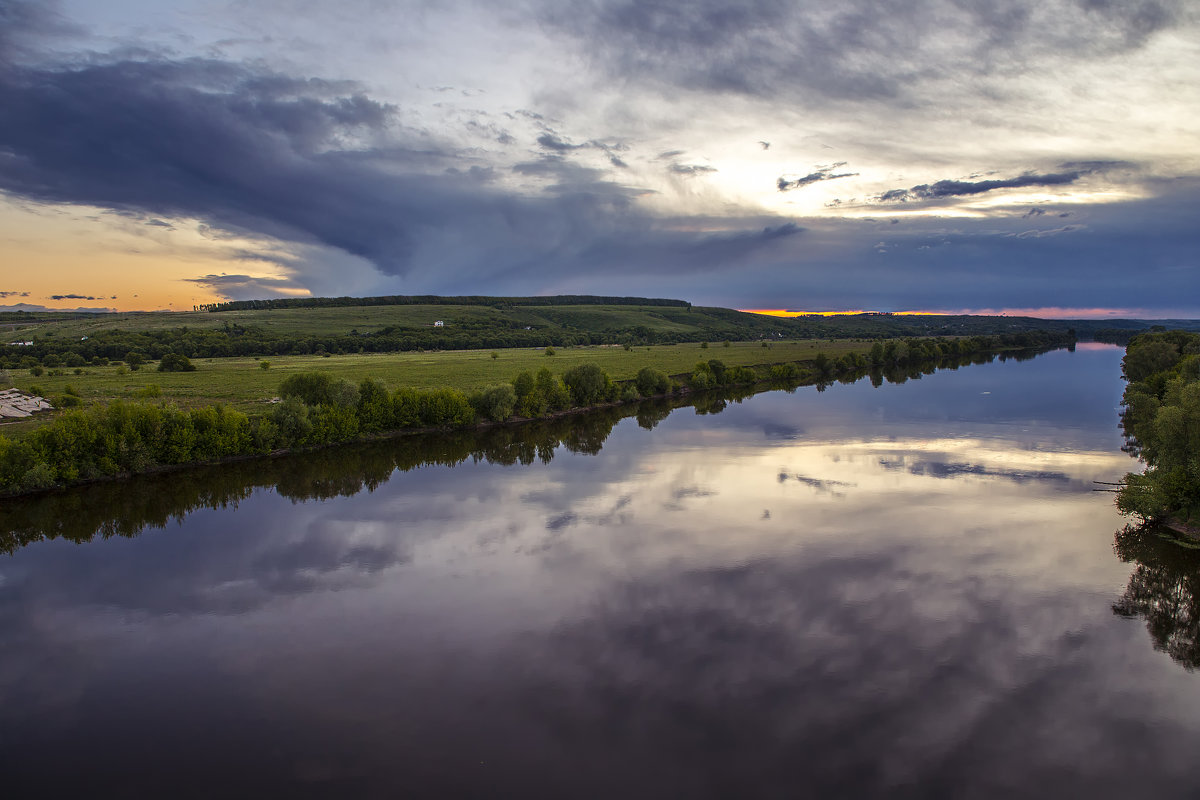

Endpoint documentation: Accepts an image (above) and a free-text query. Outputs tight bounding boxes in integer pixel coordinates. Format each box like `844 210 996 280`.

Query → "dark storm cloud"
777 162 858 192
541 0 1186 102
876 170 1089 203
0 39 801 290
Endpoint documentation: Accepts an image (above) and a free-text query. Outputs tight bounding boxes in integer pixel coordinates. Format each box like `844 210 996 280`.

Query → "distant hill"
1 295 1197 362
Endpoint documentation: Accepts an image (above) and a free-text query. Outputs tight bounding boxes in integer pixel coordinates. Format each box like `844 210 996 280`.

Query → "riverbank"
0 334 1075 500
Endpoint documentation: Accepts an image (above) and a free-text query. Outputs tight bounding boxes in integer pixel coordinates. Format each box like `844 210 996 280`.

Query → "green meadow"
1 339 869 432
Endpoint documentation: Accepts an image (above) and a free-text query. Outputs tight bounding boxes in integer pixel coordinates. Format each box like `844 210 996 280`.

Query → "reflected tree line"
1112 524 1200 671
1 347 1056 555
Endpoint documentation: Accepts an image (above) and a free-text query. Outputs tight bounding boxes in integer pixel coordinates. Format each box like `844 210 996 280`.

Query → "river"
3 343 1199 798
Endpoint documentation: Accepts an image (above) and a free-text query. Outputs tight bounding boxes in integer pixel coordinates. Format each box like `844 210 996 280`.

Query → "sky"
0 0 1197 316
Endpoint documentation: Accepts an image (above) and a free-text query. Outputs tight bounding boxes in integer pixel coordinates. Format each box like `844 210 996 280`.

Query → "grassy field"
0 340 868 435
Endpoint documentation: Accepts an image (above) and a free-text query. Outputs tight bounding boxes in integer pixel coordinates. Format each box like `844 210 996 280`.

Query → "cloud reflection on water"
6 345 1200 796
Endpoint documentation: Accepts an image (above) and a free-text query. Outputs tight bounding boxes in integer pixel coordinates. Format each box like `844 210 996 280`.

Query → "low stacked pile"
0 389 53 419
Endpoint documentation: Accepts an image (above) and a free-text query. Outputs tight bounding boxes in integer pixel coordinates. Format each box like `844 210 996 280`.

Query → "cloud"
1010 225 1080 239
669 163 717 176
540 0 1188 104
0 290 30 298
0 302 111 313
49 293 97 300
537 132 584 152
876 170 1090 203
184 273 306 301
778 162 858 192
0 45 806 292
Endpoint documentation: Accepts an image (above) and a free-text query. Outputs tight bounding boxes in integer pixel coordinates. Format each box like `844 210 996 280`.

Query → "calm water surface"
3 344 1199 798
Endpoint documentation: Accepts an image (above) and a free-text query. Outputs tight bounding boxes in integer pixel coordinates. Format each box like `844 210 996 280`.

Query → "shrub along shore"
0 332 1074 498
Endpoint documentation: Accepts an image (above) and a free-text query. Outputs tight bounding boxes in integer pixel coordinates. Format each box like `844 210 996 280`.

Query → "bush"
308 403 359 444
474 384 517 422
635 367 670 396
544 346 556 356
29 365 43 377
727 366 757 384
158 352 197 372
689 369 714 389
562 364 613 407
769 362 801 380
125 351 147 371
512 370 535 402
418 388 475 427
56 394 82 408
392 387 422 427
356 378 392 433
136 384 162 398
260 360 271 370
272 397 312 445
278 371 358 408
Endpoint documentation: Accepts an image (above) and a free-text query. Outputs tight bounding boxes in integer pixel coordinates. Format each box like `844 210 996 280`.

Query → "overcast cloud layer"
0 0 1197 314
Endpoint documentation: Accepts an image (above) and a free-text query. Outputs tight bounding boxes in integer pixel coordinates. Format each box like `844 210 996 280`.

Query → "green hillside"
0 294 1161 366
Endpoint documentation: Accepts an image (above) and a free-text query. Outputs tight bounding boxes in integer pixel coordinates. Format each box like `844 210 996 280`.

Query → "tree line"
197 294 692 312
1116 330 1200 523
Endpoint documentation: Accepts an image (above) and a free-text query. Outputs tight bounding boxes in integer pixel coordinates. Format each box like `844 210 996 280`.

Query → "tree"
561 364 613 407
158 352 197 372
635 367 670 396
1123 340 1180 383
356 378 392 433
278 371 356 407
474 384 516 422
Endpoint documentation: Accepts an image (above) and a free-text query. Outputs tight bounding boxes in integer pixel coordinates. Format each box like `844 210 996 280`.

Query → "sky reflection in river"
3 345 1199 798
